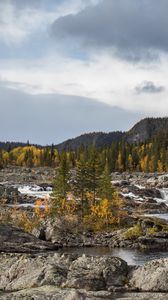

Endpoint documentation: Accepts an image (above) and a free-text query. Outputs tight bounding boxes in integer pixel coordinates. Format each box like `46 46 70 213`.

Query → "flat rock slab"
1 289 168 300
0 224 61 253
115 293 168 300
0 287 112 300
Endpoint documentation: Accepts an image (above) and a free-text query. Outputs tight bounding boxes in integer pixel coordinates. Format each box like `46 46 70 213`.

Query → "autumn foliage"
0 196 50 233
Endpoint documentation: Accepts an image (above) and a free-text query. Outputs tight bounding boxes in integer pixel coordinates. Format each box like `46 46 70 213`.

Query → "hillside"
55 131 124 151
0 117 167 171
126 117 168 143
0 117 168 152
55 117 168 151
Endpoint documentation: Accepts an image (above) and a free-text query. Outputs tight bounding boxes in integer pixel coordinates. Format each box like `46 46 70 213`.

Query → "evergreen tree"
98 161 114 200
52 152 70 210
87 147 101 203
74 158 88 203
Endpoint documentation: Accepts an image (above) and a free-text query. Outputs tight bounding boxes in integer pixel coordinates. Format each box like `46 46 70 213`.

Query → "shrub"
146 227 158 235
124 223 143 240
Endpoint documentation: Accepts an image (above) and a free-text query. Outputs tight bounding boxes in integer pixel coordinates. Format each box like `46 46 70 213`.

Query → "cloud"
0 84 143 144
135 81 165 94
0 0 168 120
52 0 168 60
1 52 168 115
0 0 96 46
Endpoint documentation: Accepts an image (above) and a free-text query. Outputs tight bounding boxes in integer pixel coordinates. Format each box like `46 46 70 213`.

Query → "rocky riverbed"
0 167 167 207
1 167 168 298
1 167 168 251
1 167 168 214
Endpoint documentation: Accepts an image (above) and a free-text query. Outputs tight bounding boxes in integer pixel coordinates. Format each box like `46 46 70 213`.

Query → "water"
16 185 168 265
7 203 46 209
60 247 168 266
144 213 168 221
147 188 168 221
18 185 52 199
160 188 168 203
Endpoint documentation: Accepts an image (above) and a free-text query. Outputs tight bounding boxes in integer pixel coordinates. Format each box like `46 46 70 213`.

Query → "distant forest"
0 126 168 172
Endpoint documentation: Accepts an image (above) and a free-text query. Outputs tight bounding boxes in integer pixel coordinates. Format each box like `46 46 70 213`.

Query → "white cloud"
0 52 167 115
0 0 167 119
0 0 99 45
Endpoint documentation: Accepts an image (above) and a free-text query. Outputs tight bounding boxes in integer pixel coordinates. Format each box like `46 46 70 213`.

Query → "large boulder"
0 253 128 293
44 218 86 247
0 224 61 253
130 258 168 292
64 255 128 291
0 253 71 292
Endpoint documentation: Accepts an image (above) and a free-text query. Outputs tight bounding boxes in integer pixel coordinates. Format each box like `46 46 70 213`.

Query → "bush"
124 223 143 240
146 227 158 235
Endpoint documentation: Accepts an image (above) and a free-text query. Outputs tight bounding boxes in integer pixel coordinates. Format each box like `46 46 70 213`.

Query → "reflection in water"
59 247 168 265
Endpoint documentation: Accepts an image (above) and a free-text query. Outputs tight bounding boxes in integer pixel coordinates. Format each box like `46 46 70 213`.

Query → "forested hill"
55 131 124 152
0 117 168 172
0 117 168 152
55 117 168 151
126 117 168 143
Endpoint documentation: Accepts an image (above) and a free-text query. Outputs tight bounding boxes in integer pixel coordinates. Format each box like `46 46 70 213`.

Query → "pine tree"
98 161 114 200
52 152 70 211
73 157 91 216
87 147 101 203
74 158 88 203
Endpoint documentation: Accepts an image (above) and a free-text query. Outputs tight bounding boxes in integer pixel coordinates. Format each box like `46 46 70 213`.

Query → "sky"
0 0 167 145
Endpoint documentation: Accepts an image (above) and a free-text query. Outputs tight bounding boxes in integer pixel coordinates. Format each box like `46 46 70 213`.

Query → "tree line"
0 128 168 172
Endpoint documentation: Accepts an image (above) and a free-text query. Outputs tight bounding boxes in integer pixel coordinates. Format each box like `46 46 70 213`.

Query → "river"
13 185 168 265
59 247 168 266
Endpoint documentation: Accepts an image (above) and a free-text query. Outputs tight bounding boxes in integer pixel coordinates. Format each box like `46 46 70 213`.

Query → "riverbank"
0 251 168 299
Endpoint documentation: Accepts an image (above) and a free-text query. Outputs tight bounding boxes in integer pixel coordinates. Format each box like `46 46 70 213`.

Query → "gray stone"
130 258 168 292
64 255 128 291
0 224 61 253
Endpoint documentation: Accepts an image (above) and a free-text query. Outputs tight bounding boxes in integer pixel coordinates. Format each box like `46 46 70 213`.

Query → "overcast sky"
0 0 167 145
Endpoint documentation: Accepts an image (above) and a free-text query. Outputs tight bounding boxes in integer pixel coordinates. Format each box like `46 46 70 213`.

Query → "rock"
130 258 168 292
1 290 168 300
138 236 168 250
1 252 168 298
0 224 61 253
0 287 113 300
0 253 128 293
64 255 128 291
113 293 168 300
111 180 130 187
45 218 84 246
0 184 19 203
138 201 168 214
0 253 71 292
139 218 164 233
138 234 168 250
32 226 46 240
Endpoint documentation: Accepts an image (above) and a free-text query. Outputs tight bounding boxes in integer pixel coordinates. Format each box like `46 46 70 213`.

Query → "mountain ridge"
55 117 168 151
0 117 168 151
